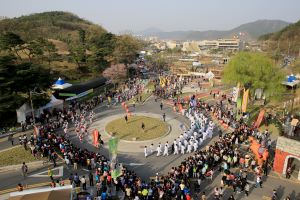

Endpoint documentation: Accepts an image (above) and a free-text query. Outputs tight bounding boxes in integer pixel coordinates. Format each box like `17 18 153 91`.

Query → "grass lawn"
259 123 280 137
106 116 168 141
0 146 41 167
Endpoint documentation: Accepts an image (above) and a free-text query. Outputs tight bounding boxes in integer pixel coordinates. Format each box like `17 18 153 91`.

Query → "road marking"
29 166 63 178
122 163 144 166
0 180 71 195
247 180 256 184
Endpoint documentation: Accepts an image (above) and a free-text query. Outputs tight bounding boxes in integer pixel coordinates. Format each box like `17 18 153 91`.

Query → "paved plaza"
0 96 300 200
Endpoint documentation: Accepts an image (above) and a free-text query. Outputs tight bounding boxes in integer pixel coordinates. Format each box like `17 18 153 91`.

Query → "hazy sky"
1 0 300 33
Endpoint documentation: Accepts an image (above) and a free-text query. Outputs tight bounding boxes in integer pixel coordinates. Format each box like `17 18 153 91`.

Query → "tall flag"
232 82 240 103
93 129 99 146
236 97 242 119
108 136 119 157
111 168 122 179
232 87 239 102
242 89 249 113
108 136 120 179
253 109 265 128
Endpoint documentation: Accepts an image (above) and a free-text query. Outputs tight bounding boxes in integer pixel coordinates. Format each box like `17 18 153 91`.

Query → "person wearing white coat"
156 143 162 156
174 144 179 155
163 142 169 156
144 146 148 158
181 144 185 154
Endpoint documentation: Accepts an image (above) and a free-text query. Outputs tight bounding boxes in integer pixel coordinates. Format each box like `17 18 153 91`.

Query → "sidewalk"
0 129 34 151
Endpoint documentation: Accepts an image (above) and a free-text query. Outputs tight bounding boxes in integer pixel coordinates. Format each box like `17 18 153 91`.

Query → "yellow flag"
159 76 163 86
242 89 249 113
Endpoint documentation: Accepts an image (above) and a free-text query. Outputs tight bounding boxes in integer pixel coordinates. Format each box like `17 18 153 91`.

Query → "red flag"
93 129 99 145
253 109 265 128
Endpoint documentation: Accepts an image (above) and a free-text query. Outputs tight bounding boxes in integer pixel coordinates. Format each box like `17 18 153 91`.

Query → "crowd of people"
144 100 215 158
16 75 287 200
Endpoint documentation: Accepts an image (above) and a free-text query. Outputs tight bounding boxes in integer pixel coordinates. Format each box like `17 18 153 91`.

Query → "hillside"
139 20 289 41
259 20 300 56
0 11 106 42
0 11 142 82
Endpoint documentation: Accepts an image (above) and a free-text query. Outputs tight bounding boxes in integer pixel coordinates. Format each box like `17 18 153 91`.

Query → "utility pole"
29 88 47 126
288 40 291 56
29 91 35 126
290 85 296 113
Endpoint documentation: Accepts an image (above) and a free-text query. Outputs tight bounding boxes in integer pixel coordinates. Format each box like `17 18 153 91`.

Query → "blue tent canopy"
54 78 65 85
287 75 297 83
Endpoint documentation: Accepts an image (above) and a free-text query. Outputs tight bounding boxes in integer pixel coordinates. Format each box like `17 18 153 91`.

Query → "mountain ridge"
138 19 290 41
0 11 107 42
259 20 300 56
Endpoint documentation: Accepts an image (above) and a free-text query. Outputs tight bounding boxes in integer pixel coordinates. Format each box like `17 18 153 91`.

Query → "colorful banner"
253 109 265 128
93 129 99 145
237 97 242 110
108 137 118 156
236 97 242 119
232 87 239 103
65 89 93 101
111 168 122 179
242 89 249 113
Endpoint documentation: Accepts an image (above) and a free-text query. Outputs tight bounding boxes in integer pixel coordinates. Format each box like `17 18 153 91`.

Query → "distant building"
166 41 182 49
182 41 201 52
198 38 240 51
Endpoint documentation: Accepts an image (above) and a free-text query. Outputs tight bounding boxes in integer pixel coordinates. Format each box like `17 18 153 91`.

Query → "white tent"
192 61 202 67
16 96 64 123
16 103 32 123
37 95 64 116
205 71 215 80
39 95 64 111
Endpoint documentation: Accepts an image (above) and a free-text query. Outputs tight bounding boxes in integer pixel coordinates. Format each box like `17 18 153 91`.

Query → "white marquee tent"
16 103 32 123
16 96 64 123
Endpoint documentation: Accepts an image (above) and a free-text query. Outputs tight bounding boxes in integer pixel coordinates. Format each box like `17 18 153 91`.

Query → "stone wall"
276 136 300 156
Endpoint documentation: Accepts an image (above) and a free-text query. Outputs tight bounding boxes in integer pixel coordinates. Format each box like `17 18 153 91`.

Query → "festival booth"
205 71 215 81
51 77 72 90
282 74 300 88
36 96 64 115
16 96 64 123
53 77 109 101
16 103 32 123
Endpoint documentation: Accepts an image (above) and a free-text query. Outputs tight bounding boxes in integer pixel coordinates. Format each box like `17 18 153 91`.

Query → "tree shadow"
289 190 296 200
276 185 285 200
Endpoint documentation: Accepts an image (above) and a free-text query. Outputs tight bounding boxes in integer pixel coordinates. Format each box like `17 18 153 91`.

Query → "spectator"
81 175 87 190
21 162 28 178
